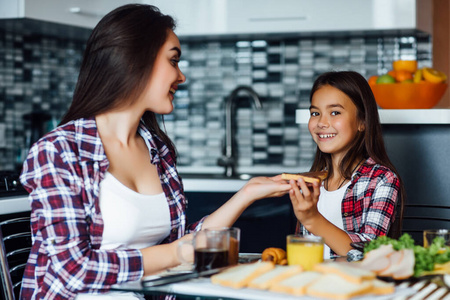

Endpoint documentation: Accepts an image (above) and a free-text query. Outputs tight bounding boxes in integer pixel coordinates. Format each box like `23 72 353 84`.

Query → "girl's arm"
345 172 399 242
289 178 353 256
290 170 400 256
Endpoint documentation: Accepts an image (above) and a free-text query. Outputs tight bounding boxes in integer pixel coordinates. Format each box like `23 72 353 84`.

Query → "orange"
392 60 418 73
368 75 378 85
422 67 447 83
387 70 397 78
394 70 413 82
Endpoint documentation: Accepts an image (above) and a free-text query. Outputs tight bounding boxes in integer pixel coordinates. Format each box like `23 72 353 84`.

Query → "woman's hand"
201 175 291 230
289 177 322 229
241 175 291 202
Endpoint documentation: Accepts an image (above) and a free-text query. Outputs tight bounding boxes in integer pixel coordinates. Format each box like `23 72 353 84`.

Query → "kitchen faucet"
218 86 262 177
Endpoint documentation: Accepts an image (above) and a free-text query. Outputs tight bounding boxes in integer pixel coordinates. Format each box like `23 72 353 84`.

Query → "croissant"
261 247 287 265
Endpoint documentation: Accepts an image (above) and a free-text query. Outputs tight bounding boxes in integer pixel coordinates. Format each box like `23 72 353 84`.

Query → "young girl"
19 4 291 299
288 71 404 260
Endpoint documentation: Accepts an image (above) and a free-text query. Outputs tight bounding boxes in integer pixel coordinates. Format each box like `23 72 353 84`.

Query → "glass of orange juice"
287 235 324 271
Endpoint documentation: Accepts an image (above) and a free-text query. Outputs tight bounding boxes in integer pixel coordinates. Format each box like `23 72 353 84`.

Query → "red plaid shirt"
20 117 203 299
296 157 400 259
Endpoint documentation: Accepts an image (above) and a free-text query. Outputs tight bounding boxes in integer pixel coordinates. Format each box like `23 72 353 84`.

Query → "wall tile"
0 29 432 174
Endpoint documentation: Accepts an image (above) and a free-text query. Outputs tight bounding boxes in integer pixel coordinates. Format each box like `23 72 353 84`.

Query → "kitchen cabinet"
156 0 424 36
1 0 426 34
0 0 129 28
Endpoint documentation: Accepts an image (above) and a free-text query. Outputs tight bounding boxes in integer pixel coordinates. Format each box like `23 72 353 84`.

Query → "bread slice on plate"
211 261 274 289
306 273 373 300
281 171 328 184
314 261 375 284
370 278 395 295
270 271 322 296
247 265 303 290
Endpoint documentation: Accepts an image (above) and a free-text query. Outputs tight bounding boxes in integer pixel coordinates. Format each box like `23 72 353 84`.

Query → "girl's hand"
241 175 291 202
289 177 321 228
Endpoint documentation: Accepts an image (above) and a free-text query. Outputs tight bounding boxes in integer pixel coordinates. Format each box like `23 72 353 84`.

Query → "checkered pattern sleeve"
343 162 400 244
20 128 143 299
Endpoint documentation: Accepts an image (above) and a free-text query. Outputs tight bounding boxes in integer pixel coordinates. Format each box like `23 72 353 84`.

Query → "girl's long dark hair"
309 71 404 238
60 4 177 157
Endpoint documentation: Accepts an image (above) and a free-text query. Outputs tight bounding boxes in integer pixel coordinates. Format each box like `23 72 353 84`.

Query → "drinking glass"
178 229 230 272
423 229 450 249
287 235 324 271
206 227 240 265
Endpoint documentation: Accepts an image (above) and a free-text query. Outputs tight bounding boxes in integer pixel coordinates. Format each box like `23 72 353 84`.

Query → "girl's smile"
317 133 337 139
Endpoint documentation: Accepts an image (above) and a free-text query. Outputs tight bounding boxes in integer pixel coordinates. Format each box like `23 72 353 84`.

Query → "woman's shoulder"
30 118 104 161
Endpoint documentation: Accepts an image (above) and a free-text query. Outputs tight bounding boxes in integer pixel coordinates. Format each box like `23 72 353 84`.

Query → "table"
110 276 450 300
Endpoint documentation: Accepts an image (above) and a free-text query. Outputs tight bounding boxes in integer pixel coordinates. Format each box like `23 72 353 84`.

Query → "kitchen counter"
182 176 247 192
179 165 309 193
0 194 30 214
296 109 450 124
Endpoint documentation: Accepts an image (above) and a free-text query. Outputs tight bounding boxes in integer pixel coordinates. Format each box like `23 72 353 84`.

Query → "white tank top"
77 172 171 299
99 172 171 249
317 181 351 259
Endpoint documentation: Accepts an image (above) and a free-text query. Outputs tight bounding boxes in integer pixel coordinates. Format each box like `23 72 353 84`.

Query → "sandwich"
281 171 328 184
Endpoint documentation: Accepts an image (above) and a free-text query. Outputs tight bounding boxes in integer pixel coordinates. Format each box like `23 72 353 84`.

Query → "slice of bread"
270 271 322 296
314 262 375 284
370 278 395 295
247 265 303 290
306 273 373 300
281 171 328 184
210 261 274 289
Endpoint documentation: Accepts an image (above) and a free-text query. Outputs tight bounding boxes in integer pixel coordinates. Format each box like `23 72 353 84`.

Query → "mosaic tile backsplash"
0 28 432 173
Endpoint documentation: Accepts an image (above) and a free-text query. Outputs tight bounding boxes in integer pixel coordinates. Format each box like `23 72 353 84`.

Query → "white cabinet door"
0 0 132 28
0 0 418 33
151 0 417 36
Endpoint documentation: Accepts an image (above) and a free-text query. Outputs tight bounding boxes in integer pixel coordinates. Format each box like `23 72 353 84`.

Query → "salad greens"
363 233 450 277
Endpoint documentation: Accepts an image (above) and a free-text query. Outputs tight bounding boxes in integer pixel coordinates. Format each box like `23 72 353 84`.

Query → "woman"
19 4 291 299
288 71 404 260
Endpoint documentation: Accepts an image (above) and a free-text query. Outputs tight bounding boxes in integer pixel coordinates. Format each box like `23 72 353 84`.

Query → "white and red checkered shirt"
20 117 204 299
296 157 400 260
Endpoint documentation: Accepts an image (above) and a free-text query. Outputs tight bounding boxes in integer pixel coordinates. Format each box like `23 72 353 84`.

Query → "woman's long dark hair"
309 71 404 238
60 4 177 157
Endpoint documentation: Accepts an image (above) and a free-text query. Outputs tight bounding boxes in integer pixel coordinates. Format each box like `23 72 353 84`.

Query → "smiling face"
308 85 364 163
138 30 186 114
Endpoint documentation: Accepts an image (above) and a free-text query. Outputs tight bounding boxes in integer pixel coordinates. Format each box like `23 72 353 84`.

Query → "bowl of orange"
368 62 448 109
369 81 448 109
